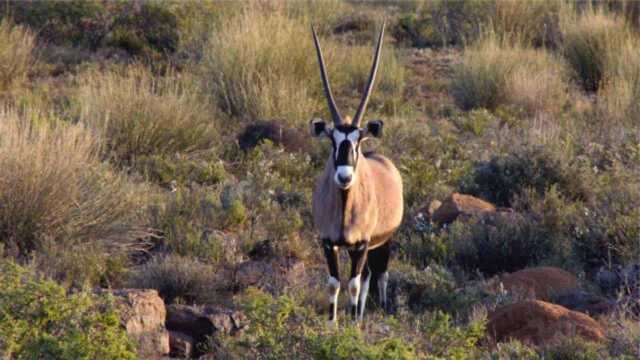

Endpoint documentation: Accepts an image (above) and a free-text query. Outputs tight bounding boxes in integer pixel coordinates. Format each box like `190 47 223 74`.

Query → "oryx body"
309 23 403 324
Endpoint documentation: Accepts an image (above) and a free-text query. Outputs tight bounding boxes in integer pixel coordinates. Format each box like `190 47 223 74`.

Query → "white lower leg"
377 271 389 310
328 276 340 323
348 274 361 311
358 272 371 321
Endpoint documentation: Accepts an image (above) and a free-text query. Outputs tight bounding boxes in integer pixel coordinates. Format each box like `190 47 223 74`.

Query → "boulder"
488 267 580 301
169 331 194 358
487 300 605 346
431 193 496 224
166 304 247 357
106 289 170 357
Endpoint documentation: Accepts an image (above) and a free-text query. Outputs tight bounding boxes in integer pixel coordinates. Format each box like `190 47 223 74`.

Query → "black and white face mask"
331 125 361 189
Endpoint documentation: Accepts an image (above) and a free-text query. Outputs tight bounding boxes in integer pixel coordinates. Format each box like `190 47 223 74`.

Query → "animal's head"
309 23 385 190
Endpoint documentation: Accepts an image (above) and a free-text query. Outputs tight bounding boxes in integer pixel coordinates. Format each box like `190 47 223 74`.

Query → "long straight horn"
312 25 342 125
353 22 385 127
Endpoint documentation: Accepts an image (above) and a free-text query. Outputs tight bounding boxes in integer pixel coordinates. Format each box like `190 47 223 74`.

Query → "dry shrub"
0 109 146 256
128 254 218 304
451 36 568 115
73 65 219 164
0 20 35 92
201 5 404 125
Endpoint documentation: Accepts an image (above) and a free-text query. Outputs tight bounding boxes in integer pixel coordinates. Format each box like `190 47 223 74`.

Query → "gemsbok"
310 22 403 324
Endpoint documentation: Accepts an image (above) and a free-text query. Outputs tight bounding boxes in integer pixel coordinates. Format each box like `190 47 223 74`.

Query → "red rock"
166 304 247 357
105 289 170 357
489 267 580 301
431 193 496 224
487 300 606 345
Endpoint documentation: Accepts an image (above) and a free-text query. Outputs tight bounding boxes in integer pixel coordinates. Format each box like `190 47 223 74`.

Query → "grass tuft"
451 35 568 115
0 109 146 257
73 65 219 165
0 20 35 93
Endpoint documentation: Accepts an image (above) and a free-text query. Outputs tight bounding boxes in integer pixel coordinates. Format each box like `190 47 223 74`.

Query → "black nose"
338 174 352 183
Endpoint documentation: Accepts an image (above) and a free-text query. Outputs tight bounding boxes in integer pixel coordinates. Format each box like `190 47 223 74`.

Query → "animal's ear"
364 120 383 138
310 118 328 137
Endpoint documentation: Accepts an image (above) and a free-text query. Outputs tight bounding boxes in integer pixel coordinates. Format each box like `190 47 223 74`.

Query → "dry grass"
0 20 35 93
491 0 564 47
0 109 147 256
591 31 640 125
451 36 568 115
73 65 219 164
201 5 404 125
560 7 630 92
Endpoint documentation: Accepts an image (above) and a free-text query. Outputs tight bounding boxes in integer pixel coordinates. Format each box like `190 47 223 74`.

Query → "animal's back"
363 152 403 248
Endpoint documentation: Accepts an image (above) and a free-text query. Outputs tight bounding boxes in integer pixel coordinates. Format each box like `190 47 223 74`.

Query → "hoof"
326 319 338 329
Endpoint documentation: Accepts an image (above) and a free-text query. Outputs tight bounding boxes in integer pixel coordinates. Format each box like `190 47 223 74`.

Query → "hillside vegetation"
0 1 638 359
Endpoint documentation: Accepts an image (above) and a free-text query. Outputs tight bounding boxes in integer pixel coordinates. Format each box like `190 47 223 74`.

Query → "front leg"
323 239 340 325
348 242 368 321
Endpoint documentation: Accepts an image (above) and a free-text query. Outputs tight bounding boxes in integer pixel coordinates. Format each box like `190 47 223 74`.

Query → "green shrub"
217 288 419 360
486 340 540 360
3 1 178 57
2 0 104 47
447 212 552 276
312 326 416 360
459 145 590 207
34 241 130 289
128 254 217 304
539 337 610 360
73 65 219 165
0 20 35 92
0 261 136 359
394 1 563 48
201 5 404 124
0 109 145 257
393 0 492 47
150 185 228 261
382 117 469 209
418 310 485 359
451 36 568 115
134 152 227 187
571 166 640 270
104 2 178 58
605 313 640 358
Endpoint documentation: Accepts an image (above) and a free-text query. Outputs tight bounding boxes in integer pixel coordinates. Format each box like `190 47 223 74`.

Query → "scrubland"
0 1 638 359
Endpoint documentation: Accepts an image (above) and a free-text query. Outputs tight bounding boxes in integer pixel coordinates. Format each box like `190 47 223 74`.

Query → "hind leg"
368 241 391 312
